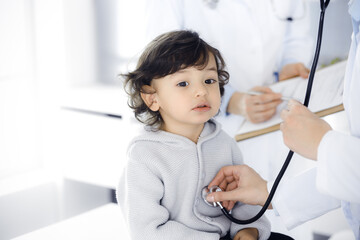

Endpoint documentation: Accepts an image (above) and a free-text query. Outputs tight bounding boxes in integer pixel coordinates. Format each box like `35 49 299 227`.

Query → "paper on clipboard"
235 60 347 141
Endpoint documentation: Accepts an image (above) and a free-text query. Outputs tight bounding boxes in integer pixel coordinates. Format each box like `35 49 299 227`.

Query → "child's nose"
195 84 208 97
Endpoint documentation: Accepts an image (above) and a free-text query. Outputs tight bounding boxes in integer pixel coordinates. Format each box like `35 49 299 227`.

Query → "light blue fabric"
342 201 360 240
349 0 360 22
220 84 235 116
340 1 360 238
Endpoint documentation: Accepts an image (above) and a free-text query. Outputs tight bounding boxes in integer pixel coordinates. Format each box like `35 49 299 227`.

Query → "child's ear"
140 85 159 111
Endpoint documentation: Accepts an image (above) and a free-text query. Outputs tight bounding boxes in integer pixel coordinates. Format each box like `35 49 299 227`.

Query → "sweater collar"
134 119 222 148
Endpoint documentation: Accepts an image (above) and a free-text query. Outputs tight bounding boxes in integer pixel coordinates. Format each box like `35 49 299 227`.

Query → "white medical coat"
272 1 360 238
145 0 313 93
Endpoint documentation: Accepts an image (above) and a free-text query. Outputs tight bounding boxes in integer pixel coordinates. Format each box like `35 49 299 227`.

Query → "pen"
247 91 292 101
61 106 122 119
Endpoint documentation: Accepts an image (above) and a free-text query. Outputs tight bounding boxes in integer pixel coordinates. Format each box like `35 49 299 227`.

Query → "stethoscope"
202 0 331 225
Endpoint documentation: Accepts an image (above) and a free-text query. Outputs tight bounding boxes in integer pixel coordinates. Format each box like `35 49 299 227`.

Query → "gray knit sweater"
117 120 271 240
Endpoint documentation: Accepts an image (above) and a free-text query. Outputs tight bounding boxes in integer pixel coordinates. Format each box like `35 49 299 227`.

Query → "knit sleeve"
230 137 244 166
228 139 271 240
117 145 220 240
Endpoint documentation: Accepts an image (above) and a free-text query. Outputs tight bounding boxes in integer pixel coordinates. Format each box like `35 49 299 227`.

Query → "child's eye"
205 79 217 84
177 81 189 87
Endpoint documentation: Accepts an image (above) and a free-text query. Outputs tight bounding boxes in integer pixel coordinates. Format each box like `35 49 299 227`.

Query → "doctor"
206 1 360 238
145 0 313 123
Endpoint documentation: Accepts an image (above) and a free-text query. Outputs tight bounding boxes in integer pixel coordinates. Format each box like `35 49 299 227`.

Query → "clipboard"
235 60 347 142
235 104 344 141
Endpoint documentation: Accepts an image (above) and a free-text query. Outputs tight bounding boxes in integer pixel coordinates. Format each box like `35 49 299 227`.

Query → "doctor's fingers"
208 165 242 187
281 100 313 120
252 99 282 112
299 66 310 79
248 107 277 123
250 85 274 94
279 63 310 81
280 108 295 133
245 97 281 123
225 200 237 211
207 187 265 207
218 187 237 210
280 103 308 143
206 189 242 204
217 176 239 193
224 184 239 210
249 92 282 105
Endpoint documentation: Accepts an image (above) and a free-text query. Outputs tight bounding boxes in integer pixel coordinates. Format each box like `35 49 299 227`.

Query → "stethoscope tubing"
220 0 330 224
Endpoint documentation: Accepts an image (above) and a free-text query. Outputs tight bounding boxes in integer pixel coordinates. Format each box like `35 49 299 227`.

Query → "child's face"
145 53 221 131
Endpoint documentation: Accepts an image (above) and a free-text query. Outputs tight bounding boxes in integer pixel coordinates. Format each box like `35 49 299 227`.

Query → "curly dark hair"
122 30 229 128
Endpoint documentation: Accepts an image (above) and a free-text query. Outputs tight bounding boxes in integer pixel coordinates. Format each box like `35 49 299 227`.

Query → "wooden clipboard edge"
235 103 344 142
235 124 280 141
314 103 344 118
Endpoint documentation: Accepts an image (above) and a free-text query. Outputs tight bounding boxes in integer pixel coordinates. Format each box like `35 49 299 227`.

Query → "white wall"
0 0 41 179
62 0 148 85
62 0 98 86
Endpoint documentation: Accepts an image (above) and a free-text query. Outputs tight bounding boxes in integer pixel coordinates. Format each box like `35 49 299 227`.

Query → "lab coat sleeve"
270 167 341 230
117 148 220 240
144 0 184 42
229 140 271 240
317 130 360 203
279 1 313 69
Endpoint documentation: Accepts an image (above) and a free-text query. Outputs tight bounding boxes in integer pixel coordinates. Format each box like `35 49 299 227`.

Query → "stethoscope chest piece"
201 185 222 207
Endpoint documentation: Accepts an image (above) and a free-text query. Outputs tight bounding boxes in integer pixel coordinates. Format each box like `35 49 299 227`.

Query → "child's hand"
233 228 258 240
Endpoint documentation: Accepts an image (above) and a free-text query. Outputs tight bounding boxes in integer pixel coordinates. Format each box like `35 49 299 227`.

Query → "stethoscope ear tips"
201 185 223 208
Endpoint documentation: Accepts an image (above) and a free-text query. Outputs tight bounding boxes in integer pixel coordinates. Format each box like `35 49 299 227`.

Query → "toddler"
117 30 271 240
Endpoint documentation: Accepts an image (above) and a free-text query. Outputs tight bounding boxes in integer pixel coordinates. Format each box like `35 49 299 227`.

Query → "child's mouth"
193 104 211 112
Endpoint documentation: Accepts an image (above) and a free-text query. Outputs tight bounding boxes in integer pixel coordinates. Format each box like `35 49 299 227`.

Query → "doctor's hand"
206 165 270 210
279 62 310 81
227 86 282 123
280 100 332 160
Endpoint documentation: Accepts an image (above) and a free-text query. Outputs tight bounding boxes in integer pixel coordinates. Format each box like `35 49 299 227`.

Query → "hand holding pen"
227 86 284 123
247 90 292 101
